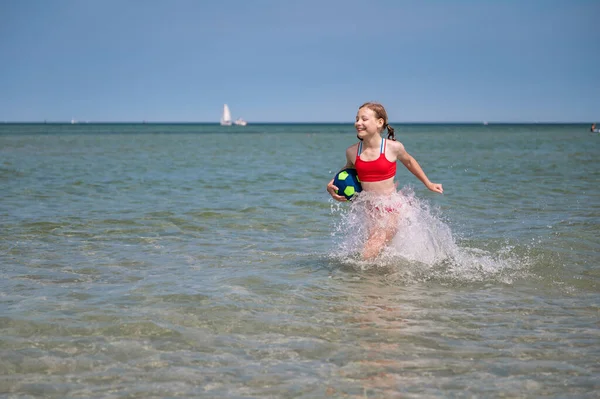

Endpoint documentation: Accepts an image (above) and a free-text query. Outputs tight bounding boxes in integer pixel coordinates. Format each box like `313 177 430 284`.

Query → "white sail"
220 104 232 126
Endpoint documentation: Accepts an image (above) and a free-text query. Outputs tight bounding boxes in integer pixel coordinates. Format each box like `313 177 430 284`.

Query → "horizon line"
0 121 597 125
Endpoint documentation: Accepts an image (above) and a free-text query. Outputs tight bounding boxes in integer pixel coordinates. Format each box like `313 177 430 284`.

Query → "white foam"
330 187 527 283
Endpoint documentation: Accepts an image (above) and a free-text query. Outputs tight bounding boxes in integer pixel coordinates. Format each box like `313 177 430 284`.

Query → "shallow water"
0 123 598 398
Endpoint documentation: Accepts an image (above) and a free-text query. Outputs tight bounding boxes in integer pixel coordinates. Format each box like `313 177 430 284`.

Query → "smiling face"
355 106 384 140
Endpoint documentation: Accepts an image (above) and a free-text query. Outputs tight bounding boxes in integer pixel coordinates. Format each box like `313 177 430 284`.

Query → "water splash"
329 187 529 284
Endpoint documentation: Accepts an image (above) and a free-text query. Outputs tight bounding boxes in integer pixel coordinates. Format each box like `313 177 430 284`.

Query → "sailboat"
221 104 247 126
220 104 232 126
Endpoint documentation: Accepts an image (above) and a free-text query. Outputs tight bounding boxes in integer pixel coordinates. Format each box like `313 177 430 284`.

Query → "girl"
326 102 443 260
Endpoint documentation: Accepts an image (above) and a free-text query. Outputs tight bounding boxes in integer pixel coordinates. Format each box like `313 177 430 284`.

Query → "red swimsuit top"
354 139 397 182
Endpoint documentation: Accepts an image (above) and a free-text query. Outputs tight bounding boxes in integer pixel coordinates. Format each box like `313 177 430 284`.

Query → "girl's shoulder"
344 143 360 161
346 142 360 152
386 139 405 152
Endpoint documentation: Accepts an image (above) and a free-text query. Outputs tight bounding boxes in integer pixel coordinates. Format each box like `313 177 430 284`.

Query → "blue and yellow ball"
333 168 362 200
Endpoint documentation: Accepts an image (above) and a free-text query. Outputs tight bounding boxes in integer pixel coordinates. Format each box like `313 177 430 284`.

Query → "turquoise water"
1 123 598 398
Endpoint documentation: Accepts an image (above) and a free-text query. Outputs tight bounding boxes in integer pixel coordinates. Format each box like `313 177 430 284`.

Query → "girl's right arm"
326 147 356 202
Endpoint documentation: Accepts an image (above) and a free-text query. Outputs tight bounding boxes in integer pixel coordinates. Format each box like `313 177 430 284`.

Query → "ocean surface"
1 123 598 398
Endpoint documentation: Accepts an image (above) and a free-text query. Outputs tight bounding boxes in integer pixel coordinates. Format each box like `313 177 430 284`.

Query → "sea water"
0 123 598 398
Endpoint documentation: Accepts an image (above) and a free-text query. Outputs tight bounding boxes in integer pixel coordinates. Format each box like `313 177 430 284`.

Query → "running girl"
326 102 444 259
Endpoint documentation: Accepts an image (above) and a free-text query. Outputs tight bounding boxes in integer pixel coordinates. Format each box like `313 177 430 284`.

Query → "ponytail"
386 124 395 141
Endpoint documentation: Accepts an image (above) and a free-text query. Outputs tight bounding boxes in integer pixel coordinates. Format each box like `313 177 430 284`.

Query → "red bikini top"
354 139 397 182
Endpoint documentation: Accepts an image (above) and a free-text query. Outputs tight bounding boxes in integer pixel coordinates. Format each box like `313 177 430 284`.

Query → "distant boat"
220 104 232 126
234 118 247 126
71 118 77 124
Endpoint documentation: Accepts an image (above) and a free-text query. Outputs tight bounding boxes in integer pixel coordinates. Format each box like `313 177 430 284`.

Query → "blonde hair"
359 102 395 140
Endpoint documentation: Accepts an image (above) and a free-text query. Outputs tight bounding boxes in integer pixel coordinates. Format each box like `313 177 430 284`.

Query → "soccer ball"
333 168 362 200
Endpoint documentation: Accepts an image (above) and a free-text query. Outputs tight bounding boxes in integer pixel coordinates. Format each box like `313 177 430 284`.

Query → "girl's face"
355 107 384 139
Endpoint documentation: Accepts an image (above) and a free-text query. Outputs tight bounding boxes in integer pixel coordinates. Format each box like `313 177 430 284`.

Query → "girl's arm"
326 146 357 201
395 142 443 194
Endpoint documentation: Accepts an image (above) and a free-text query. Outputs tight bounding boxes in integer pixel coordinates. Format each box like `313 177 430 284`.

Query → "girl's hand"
426 182 444 194
327 179 348 202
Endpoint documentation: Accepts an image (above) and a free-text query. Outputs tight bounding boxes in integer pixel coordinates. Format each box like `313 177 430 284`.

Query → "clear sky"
1 0 598 123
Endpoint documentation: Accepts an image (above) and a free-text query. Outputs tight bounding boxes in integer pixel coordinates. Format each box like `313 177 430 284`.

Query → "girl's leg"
362 211 400 260
362 228 387 260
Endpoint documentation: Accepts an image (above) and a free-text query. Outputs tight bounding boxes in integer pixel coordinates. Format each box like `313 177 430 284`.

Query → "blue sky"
1 0 598 123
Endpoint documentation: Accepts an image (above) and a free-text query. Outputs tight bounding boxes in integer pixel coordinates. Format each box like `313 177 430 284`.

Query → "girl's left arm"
395 142 443 194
